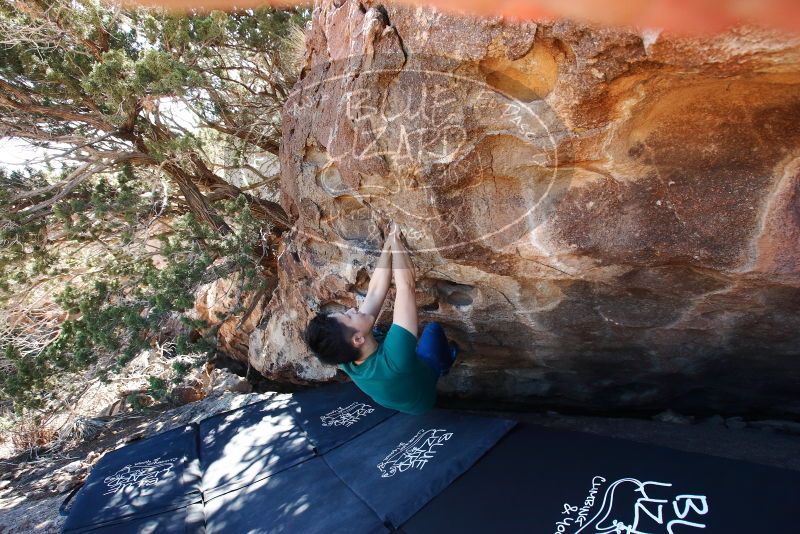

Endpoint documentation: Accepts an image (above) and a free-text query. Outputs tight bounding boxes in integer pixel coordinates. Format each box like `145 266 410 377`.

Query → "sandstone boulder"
193 273 276 363
257 0 800 416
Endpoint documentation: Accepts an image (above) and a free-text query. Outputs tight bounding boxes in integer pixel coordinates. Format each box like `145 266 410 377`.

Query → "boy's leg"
415 322 457 377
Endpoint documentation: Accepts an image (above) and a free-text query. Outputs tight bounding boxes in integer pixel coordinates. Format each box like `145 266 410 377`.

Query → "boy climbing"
304 222 458 415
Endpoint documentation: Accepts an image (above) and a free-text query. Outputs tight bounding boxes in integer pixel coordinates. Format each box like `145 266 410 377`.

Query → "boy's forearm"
389 231 418 335
368 238 393 294
359 237 393 318
391 234 415 287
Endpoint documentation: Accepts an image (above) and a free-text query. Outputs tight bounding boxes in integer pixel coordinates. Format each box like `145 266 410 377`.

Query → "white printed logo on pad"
377 428 453 478
320 402 375 427
102 457 179 495
554 476 709 534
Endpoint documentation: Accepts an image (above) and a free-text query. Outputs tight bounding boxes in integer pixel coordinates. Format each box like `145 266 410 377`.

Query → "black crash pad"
290 381 397 454
61 425 202 533
198 397 315 500
203 457 385 534
401 423 800 534
67 503 205 534
63 382 800 534
323 410 516 528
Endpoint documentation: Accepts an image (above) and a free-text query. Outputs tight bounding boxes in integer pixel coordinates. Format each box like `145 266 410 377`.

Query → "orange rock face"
194 274 274 363
259 0 800 415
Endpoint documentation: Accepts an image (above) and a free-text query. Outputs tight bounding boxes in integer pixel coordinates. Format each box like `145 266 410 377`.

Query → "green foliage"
2 0 308 154
147 376 169 401
1 174 274 410
0 1 307 412
126 392 151 412
171 360 192 384
0 168 53 293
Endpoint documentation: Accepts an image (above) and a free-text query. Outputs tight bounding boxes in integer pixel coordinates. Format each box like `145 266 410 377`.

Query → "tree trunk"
166 163 230 234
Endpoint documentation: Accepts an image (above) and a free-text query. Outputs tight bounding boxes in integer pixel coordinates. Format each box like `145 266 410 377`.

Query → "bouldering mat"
203 457 385 534
63 383 798 534
198 396 315 500
323 410 516 528
400 423 800 533
61 425 202 533
290 381 397 454
66 503 205 533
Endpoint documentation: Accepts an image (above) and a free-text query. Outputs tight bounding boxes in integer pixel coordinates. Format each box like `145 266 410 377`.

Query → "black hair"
304 313 360 365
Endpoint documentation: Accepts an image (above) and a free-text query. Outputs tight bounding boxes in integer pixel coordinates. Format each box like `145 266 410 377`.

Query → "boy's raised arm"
358 226 393 322
390 224 418 337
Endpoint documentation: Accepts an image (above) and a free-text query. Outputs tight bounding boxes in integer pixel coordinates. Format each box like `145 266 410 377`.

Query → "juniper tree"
0 0 308 411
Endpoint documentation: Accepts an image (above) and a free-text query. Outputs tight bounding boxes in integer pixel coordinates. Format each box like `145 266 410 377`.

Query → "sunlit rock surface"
252 0 800 415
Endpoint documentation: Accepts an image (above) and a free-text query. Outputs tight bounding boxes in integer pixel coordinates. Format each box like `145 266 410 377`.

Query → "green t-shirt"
340 324 438 415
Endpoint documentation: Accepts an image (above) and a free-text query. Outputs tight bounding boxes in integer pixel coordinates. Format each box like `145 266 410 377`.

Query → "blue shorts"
414 322 457 378
372 322 457 378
